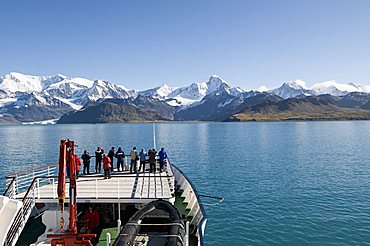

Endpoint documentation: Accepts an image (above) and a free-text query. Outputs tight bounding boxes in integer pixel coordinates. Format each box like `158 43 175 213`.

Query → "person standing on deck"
148 149 157 173
107 147 115 172
158 148 168 173
139 148 147 172
103 153 111 179
130 147 138 173
95 147 104 173
115 147 125 171
81 150 91 175
75 154 82 179
84 205 100 234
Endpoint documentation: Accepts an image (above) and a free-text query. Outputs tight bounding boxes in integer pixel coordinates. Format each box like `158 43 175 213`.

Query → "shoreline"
1 118 369 125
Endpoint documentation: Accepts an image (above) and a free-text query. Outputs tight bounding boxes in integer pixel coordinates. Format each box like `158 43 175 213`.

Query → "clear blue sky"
1 0 370 90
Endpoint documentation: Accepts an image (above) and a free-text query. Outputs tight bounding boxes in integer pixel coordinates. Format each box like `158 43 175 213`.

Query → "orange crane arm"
48 139 95 245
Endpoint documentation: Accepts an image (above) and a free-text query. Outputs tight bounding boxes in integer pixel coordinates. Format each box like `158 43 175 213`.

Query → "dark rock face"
0 92 73 122
133 95 177 120
58 96 176 124
0 89 8 99
336 92 370 108
175 90 261 121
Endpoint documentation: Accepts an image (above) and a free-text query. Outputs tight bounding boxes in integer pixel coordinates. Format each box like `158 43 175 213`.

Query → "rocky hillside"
58 97 176 123
227 96 370 121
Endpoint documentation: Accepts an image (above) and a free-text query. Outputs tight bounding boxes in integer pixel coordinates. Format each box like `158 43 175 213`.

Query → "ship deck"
15 170 175 204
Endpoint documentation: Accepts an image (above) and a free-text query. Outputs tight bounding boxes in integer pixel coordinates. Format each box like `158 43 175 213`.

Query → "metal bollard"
106 232 111 246
117 219 121 237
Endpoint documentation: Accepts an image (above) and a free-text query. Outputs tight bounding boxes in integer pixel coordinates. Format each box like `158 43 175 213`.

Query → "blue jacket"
158 150 167 162
139 151 147 161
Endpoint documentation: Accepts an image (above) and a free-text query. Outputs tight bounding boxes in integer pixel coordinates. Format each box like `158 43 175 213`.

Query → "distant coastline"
226 110 370 122
2 114 370 125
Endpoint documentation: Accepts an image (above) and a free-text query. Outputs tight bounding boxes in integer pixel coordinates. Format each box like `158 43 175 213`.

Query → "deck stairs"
1 165 56 246
0 196 23 246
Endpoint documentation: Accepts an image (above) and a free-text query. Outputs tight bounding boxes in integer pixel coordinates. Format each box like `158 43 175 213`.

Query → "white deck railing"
3 176 38 246
1 159 176 245
171 163 207 246
4 164 58 199
2 164 57 246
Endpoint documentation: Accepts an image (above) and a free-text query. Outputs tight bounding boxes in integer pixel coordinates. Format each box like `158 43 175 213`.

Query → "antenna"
153 122 157 150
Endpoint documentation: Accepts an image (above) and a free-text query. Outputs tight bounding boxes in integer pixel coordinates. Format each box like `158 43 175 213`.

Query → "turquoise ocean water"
1 121 370 245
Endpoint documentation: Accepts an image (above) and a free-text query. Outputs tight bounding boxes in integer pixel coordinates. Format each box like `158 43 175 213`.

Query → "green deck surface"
96 227 121 246
174 193 187 216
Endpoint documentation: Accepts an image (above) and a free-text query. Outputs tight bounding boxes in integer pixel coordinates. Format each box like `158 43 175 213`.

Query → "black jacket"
95 149 103 161
115 150 125 161
81 153 91 164
108 149 115 160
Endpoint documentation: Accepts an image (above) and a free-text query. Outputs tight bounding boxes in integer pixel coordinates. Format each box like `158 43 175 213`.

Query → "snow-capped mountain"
162 75 244 106
271 80 316 99
139 84 175 99
270 79 370 98
76 80 131 105
137 75 244 107
175 89 259 121
1 71 370 123
0 72 134 121
0 72 133 110
0 72 66 94
45 77 93 98
0 91 73 122
7 91 69 108
311 81 370 96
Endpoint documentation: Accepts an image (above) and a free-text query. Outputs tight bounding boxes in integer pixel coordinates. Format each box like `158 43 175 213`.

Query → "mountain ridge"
1 72 370 123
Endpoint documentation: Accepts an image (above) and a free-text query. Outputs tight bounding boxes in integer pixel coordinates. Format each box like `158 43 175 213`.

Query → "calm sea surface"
1 122 370 245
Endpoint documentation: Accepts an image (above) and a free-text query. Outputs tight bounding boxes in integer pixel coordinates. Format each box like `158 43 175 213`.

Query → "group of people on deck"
76 146 168 179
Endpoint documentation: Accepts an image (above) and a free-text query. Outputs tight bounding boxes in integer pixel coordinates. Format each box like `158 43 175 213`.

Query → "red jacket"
103 155 111 169
75 156 82 171
84 209 99 229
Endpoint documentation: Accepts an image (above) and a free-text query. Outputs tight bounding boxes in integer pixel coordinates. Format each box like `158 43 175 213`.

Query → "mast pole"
153 122 157 150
